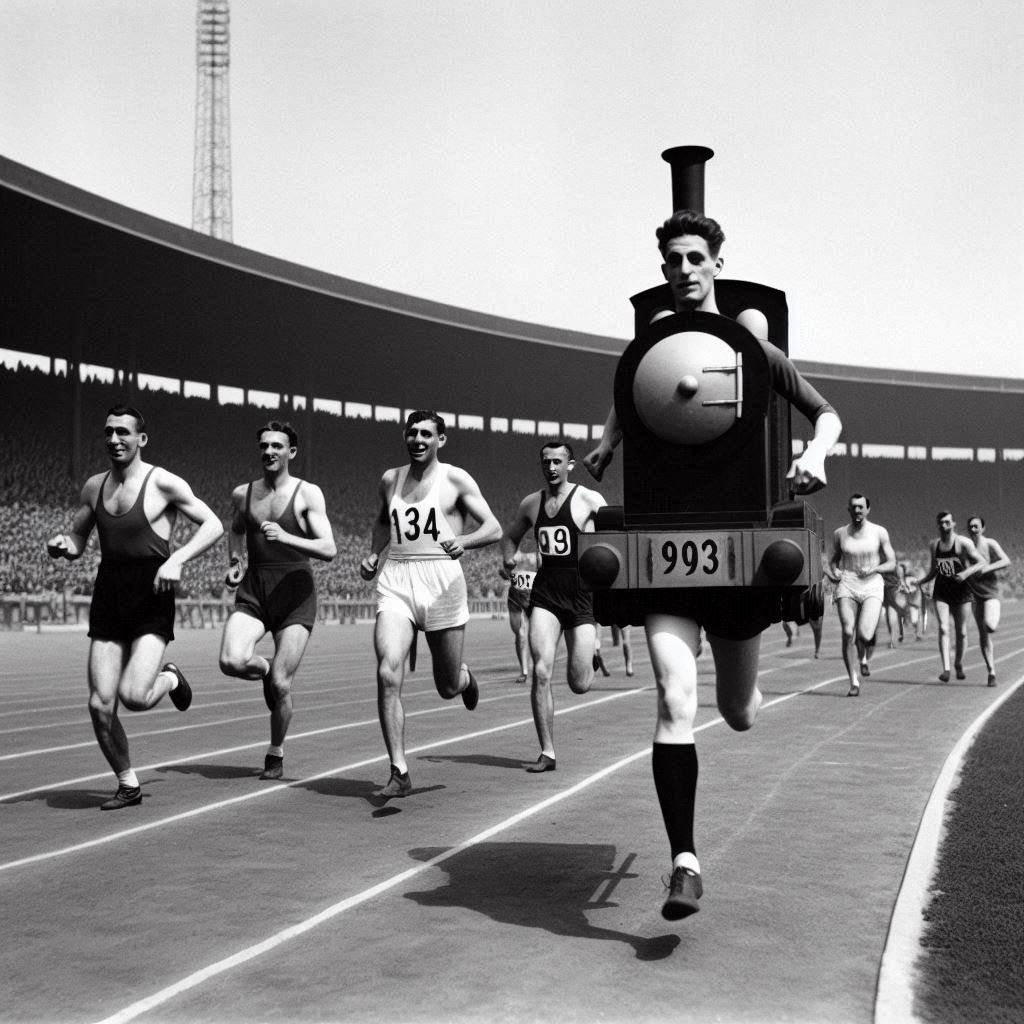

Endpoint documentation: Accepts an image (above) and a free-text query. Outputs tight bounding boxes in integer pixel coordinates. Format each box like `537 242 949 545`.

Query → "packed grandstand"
2 154 1022 614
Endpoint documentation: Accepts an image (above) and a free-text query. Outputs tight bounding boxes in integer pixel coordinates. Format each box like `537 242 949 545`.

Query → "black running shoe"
376 766 412 798
100 784 142 811
661 866 703 920
461 668 479 710
260 754 284 780
526 753 556 773
163 663 192 711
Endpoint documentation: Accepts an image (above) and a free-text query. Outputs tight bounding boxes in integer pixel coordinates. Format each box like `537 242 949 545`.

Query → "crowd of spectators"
2 365 1021 604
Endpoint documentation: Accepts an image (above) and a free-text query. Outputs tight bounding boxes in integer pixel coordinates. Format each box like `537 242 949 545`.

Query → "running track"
3 605 1023 1024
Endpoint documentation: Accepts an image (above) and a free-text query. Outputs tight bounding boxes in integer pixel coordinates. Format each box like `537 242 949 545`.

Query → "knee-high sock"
652 742 698 859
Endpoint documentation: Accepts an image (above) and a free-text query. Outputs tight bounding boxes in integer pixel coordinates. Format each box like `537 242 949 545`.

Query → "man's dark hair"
107 404 146 431
656 210 726 258
849 493 871 509
936 510 953 523
257 421 298 447
540 440 574 461
405 410 446 435
967 515 985 528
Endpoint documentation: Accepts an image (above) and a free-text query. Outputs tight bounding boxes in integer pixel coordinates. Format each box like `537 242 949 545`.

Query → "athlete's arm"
583 406 622 482
978 539 1011 576
360 472 395 580
46 476 99 560
153 471 225 588
826 529 844 581
500 494 537 578
953 537 985 582
873 527 898 578
910 543 939 586
575 487 607 533
447 468 502 557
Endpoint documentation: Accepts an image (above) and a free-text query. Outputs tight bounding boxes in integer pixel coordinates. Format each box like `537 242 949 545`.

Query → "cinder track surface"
3 606 1023 1024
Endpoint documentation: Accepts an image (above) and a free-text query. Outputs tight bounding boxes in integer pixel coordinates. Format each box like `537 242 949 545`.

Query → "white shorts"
834 571 884 605
376 558 469 631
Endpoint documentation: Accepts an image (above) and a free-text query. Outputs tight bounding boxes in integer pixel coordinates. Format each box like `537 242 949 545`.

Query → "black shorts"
88 560 176 644
529 567 595 629
593 588 778 641
234 563 317 633
933 577 973 607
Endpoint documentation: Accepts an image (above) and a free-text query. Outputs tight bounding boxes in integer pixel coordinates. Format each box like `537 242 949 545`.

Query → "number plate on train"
642 532 736 587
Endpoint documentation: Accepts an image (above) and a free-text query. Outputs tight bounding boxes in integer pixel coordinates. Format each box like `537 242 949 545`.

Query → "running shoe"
461 668 479 710
526 753 556 773
376 766 412 798
939 670 950 683
260 754 283 780
955 665 966 681
164 663 192 711
662 866 703 920
100 784 142 811
988 672 997 687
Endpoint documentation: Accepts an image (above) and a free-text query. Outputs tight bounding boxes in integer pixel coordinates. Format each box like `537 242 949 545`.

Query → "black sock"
652 742 698 860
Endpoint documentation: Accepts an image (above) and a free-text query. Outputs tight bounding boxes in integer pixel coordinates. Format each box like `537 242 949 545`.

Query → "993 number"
661 538 719 577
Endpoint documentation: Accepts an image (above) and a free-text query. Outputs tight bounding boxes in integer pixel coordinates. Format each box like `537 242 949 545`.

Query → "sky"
2 0 1022 380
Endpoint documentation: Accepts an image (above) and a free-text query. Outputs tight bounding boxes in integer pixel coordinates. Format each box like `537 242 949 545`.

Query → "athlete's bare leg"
266 623 311 747
423 625 474 699
374 611 416 774
647 614 701 744
709 633 763 730
972 597 1000 680
219 612 271 682
528 606 564 758
565 623 597 694
835 598 862 693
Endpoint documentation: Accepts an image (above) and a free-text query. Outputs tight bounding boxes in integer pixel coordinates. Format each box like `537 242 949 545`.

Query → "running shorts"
88 559 175 644
377 557 468 631
529 567 595 629
234 563 317 633
933 576 973 606
968 573 1000 602
593 588 778 641
834 572 884 605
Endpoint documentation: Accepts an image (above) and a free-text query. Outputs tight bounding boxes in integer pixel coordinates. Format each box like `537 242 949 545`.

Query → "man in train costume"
583 147 842 921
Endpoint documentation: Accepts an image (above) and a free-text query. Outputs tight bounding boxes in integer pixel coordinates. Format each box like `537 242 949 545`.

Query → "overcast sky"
2 0 1021 379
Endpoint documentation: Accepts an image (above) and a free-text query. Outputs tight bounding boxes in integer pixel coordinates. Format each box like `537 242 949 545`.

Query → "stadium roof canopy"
2 154 1018 429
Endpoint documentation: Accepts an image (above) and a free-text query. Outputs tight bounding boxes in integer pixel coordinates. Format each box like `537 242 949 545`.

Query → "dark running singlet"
94 468 169 562
243 480 309 567
234 480 317 632
932 536 973 606
88 467 175 642
529 485 595 628
533 484 582 567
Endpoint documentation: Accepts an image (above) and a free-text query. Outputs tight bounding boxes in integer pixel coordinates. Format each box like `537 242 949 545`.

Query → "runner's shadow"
405 843 682 960
2 785 161 809
420 753 527 770
156 763 261 780
295 776 445 816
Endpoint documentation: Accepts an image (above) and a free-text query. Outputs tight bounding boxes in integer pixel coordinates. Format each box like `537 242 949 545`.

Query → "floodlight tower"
192 0 233 240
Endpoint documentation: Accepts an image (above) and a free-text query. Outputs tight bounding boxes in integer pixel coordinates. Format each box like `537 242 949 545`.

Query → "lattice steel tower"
192 0 233 240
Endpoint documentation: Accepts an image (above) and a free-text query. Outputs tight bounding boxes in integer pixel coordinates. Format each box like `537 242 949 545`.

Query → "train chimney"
661 145 714 214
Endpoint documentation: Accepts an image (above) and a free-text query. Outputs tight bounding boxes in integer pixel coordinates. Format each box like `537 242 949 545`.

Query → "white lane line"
873 669 1024 1024
0 687 647 872
90 678 855 1024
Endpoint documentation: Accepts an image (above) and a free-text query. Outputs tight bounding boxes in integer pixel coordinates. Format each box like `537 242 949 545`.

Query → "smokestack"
661 145 715 214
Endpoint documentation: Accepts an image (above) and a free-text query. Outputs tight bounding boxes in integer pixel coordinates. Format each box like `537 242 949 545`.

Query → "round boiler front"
632 331 740 445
